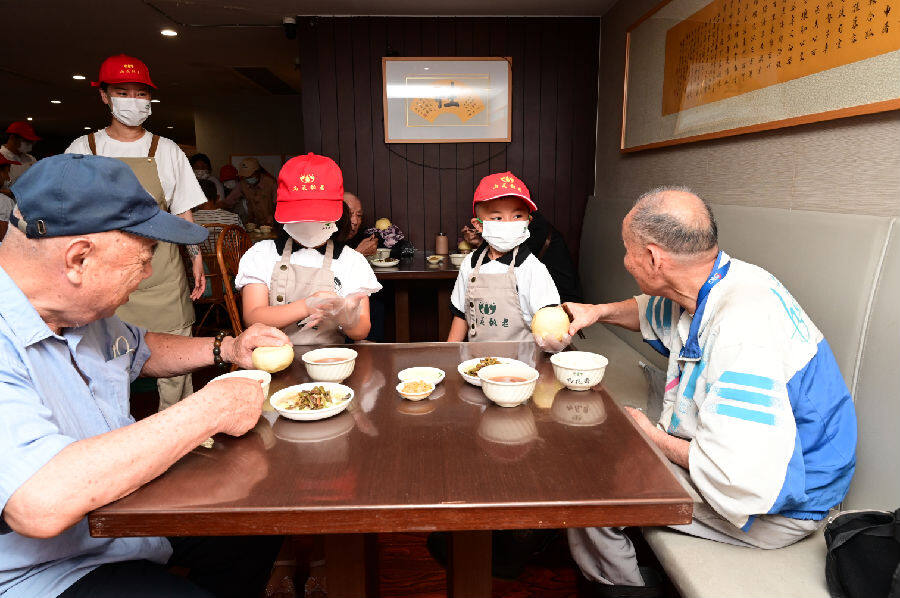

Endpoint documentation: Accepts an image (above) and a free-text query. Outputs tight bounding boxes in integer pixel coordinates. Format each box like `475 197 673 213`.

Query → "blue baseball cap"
9 154 207 244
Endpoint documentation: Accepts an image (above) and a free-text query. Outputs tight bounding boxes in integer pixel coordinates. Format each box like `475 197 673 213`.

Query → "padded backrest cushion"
844 222 900 510
580 198 891 390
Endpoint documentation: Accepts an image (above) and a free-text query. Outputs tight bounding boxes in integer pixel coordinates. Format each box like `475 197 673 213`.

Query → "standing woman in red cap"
1 121 40 187
235 153 381 344
0 154 21 240
66 54 207 412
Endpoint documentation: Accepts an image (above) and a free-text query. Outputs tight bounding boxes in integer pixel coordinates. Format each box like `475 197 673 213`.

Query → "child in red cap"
235 153 381 344
447 172 560 342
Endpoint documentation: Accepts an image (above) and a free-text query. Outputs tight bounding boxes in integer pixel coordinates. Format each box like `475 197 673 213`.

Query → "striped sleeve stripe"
683 361 706 399
715 404 775 425
719 371 776 390
717 387 774 407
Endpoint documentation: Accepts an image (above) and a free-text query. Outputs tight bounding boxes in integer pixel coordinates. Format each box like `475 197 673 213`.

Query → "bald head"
627 186 718 255
344 191 363 237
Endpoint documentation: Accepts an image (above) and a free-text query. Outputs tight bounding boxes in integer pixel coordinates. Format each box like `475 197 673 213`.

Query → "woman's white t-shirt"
235 240 383 298
66 130 205 215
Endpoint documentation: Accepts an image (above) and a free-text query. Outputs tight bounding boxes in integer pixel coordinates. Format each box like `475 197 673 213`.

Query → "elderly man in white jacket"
565 187 857 595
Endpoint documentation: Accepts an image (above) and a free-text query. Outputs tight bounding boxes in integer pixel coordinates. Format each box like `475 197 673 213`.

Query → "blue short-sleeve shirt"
0 266 171 597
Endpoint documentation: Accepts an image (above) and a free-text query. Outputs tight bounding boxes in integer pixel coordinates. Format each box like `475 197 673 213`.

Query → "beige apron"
88 133 194 332
465 247 532 342
269 238 344 345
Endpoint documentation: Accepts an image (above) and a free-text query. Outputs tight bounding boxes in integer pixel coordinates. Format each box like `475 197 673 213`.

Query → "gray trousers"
568 467 822 585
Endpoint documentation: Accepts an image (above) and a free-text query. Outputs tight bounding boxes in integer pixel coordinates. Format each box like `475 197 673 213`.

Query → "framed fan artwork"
382 57 512 143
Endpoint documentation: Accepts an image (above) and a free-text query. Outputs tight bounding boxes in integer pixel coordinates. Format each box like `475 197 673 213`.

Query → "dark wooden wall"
299 17 600 260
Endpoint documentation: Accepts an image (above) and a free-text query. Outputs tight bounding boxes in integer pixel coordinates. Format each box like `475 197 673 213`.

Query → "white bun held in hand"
283 221 337 248
531 306 571 341
252 345 295 373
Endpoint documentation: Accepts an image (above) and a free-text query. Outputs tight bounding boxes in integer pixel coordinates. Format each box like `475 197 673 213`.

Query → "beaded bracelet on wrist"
213 331 228 368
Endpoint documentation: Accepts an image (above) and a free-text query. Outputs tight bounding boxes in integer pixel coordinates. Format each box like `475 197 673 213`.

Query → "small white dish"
449 253 466 267
457 357 528 387
301 347 358 383
259 225 272 234
211 369 272 398
477 363 540 408
371 258 400 268
398 367 445 386
549 351 609 391
270 382 354 421
396 380 435 401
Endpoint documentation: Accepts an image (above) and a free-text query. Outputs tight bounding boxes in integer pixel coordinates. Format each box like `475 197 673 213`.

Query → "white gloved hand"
299 294 346 330
336 292 367 329
533 331 572 354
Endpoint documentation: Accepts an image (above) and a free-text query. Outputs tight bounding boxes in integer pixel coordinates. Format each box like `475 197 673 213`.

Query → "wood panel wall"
298 17 600 259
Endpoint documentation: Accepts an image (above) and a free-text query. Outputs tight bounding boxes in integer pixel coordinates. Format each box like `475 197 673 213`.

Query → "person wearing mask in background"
0 154 20 241
222 158 276 227
218 164 245 221
192 179 243 230
461 200 584 304
189 153 225 203
66 54 207 412
343 192 378 257
1 121 40 188
236 153 381 345
447 172 560 343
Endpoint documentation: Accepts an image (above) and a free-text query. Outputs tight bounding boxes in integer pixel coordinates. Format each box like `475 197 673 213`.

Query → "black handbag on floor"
825 509 900 598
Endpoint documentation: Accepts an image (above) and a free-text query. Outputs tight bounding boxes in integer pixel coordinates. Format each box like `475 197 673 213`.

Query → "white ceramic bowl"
458 357 528 386
211 369 272 398
301 348 358 383
396 380 435 401
549 351 609 391
371 258 400 268
398 367 445 385
270 382 354 421
449 253 466 266
477 363 540 408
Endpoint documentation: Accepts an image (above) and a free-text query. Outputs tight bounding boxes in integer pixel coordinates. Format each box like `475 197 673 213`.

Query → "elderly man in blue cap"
0 154 289 597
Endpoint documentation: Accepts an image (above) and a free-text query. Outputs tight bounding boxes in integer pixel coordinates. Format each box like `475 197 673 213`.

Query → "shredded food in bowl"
279 386 348 411
402 381 432 394
465 357 501 376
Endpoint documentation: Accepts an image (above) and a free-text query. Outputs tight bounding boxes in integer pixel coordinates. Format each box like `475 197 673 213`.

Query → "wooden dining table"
89 341 693 597
371 251 460 342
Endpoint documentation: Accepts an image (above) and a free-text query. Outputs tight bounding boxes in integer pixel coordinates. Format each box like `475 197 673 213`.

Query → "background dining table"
90 341 693 598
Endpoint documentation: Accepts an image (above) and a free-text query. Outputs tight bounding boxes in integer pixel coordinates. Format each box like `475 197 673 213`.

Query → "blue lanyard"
679 251 730 360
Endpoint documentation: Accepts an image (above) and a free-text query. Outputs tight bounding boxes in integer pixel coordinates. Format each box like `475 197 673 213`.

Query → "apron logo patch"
333 277 342 292
478 302 497 315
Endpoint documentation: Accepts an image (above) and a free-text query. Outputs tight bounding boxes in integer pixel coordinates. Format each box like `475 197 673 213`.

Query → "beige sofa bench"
576 197 900 598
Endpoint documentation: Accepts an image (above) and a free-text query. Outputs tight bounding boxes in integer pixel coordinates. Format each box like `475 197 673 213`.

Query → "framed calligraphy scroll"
622 0 900 152
382 57 511 143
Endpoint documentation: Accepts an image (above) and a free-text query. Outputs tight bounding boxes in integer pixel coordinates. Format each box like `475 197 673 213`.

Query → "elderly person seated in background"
564 187 857 595
0 155 288 597
343 191 378 257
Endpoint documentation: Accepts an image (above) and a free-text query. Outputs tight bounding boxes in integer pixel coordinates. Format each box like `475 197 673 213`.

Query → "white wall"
193 94 304 175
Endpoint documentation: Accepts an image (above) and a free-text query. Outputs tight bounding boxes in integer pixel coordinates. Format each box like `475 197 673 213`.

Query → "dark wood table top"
372 251 461 280
89 342 692 538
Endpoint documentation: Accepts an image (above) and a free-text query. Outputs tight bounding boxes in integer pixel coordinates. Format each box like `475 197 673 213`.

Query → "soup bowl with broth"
301 348 358 383
476 363 540 407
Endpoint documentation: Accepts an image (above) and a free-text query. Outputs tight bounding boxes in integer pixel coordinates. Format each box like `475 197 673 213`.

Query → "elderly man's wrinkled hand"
624 406 658 439
225 323 290 369
356 235 378 257
563 302 599 337
533 331 571 354
203 378 266 436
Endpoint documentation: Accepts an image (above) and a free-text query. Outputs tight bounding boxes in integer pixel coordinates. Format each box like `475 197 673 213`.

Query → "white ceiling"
1 0 614 147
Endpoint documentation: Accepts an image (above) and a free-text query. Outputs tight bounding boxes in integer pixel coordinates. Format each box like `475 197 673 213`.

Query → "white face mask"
244 176 259 186
223 180 237 190
284 221 337 248
480 220 530 253
18 141 33 154
109 97 152 127
193 169 210 180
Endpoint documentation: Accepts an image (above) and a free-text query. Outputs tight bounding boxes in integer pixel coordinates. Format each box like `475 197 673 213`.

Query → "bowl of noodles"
270 383 354 421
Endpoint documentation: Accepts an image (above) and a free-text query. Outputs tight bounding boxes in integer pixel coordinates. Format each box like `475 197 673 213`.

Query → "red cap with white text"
472 171 536 216
275 153 344 223
92 54 157 89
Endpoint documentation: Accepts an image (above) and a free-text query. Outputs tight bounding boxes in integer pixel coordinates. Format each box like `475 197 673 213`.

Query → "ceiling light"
151 99 160 103
26 117 33 121
84 126 91 130
50 100 62 104
166 125 174 129
161 28 177 37
73 74 86 80
423 67 430 70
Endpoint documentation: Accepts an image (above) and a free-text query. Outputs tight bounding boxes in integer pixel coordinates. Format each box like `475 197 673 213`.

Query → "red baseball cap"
219 164 238 182
276 153 344 223
0 155 21 167
5 121 41 142
472 171 536 216
92 54 157 89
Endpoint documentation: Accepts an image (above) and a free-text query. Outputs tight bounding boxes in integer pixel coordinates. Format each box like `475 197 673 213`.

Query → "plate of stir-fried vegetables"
270 383 354 421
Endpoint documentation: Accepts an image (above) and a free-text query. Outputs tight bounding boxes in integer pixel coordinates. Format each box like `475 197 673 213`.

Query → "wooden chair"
216 225 253 336
182 223 235 336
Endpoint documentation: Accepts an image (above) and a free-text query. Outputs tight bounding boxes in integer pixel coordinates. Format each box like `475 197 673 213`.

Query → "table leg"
325 533 379 598
437 283 451 341
448 530 492 598
395 282 410 343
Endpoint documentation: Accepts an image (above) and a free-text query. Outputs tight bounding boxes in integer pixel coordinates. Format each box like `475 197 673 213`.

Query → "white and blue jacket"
637 251 857 531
